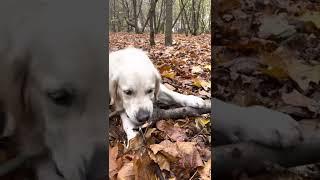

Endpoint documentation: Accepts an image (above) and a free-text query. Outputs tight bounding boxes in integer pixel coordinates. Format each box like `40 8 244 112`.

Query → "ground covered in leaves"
108 33 211 180
214 0 319 179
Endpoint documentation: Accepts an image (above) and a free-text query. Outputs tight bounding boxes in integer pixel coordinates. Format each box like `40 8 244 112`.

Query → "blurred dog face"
0 1 108 178
109 48 160 125
22 31 107 179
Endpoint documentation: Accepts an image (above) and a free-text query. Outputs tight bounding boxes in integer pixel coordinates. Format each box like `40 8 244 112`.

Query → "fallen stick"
109 100 211 120
213 120 320 178
151 100 211 120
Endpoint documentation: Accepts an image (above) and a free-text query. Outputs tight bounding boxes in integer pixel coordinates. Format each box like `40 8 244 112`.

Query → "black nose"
136 109 150 122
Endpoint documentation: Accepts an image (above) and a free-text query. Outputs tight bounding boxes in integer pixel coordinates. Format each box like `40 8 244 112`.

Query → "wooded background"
109 0 211 45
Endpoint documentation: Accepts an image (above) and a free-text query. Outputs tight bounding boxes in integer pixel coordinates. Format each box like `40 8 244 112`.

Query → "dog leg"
120 113 138 145
158 84 205 108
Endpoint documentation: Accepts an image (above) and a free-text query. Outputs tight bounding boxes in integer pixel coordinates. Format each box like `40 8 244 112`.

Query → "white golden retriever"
109 47 206 141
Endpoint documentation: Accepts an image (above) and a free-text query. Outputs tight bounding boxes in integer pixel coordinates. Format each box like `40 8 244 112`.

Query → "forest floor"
108 32 212 180
213 0 320 179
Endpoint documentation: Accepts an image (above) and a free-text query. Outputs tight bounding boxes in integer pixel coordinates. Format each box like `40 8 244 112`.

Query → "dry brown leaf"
109 145 119 178
156 120 188 142
117 162 134 180
282 90 320 113
177 142 204 168
145 128 157 139
148 150 171 171
133 153 158 180
159 65 172 74
198 158 211 180
149 140 179 158
287 62 320 91
274 48 320 91
191 66 203 74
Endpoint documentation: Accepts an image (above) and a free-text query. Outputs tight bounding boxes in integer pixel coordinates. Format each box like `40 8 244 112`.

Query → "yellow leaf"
195 117 211 128
200 81 211 90
260 66 289 79
159 65 172 74
204 64 211 70
200 118 210 126
299 11 320 29
162 71 176 79
192 79 202 88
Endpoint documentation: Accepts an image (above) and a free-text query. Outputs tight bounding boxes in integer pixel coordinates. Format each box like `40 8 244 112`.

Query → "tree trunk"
191 0 197 35
181 0 191 35
150 0 156 46
165 0 173 46
172 0 186 29
133 0 140 33
156 0 165 33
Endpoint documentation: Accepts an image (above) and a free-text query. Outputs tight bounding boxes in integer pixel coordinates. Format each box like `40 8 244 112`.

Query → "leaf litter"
214 0 320 178
109 33 211 180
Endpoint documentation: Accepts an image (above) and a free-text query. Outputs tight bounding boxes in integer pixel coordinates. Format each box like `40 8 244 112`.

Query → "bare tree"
109 0 211 35
150 0 157 45
165 0 173 46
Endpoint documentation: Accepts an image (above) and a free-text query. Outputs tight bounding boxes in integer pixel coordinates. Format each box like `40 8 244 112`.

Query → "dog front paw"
234 106 303 148
181 95 206 108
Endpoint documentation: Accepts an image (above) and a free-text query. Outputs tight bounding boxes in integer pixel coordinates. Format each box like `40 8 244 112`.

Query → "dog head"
109 48 161 125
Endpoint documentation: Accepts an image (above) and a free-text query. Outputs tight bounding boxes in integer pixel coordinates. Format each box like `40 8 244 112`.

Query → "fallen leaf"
259 14 296 38
162 71 176 79
282 90 320 113
148 150 171 171
145 128 157 139
109 145 119 178
200 80 211 90
117 162 134 180
199 90 211 97
299 11 320 29
149 140 179 158
195 117 211 128
133 153 158 180
204 64 211 70
287 62 320 91
192 78 202 88
177 141 204 168
159 65 172 74
198 158 211 180
273 47 320 91
176 142 197 154
191 66 203 74
156 120 188 142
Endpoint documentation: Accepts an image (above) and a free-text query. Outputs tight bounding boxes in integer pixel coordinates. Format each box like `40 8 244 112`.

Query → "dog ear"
154 69 161 101
109 76 119 107
4 48 43 156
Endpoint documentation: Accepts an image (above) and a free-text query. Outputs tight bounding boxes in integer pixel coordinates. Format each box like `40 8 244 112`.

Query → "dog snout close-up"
136 108 151 123
0 0 107 179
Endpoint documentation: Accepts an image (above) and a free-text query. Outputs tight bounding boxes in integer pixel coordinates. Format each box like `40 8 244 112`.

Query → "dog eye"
47 89 74 106
146 88 154 94
123 89 133 96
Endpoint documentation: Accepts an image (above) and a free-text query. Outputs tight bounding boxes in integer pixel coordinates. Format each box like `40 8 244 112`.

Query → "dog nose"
136 109 150 122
